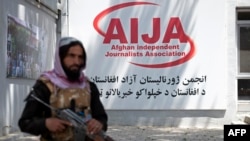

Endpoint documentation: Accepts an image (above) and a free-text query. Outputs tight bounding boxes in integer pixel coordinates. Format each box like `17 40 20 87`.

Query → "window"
238 79 250 100
237 9 250 100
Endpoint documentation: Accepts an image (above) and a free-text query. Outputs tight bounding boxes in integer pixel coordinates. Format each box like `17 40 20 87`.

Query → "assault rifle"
31 93 114 141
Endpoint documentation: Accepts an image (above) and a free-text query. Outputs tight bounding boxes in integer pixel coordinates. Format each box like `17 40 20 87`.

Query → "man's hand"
86 119 103 135
45 117 72 133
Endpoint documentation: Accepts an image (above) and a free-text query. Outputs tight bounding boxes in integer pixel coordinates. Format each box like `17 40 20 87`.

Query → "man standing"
19 37 108 141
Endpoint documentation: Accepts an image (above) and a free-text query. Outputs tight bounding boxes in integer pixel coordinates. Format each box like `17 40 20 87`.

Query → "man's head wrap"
41 37 87 88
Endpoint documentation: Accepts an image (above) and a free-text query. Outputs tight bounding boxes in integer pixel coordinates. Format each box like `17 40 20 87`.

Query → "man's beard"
62 64 82 82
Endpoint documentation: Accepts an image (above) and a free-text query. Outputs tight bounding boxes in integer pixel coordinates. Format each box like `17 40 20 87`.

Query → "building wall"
0 0 57 136
0 0 250 137
107 0 250 128
66 0 250 129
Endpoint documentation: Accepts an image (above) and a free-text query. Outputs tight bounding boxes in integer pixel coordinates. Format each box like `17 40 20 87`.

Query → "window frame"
236 8 250 101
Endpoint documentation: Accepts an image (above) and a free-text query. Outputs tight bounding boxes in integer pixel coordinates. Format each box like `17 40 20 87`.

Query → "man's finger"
60 120 72 126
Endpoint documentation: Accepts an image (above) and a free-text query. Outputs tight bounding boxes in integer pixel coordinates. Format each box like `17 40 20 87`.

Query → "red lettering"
103 17 187 44
131 18 138 43
163 17 188 43
103 19 128 43
142 18 160 43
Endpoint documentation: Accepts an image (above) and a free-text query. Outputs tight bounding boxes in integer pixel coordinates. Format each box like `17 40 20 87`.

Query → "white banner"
68 0 226 109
